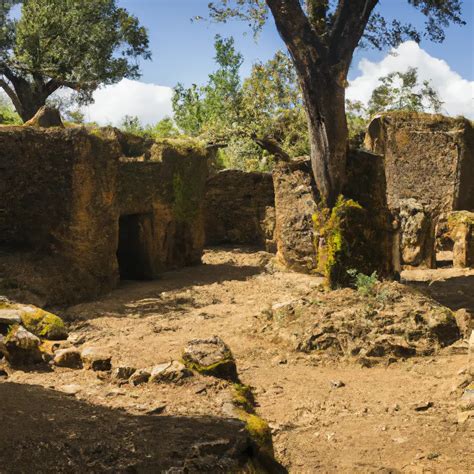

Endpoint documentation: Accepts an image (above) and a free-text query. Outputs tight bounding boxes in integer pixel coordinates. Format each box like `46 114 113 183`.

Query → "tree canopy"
0 0 150 121
205 0 466 205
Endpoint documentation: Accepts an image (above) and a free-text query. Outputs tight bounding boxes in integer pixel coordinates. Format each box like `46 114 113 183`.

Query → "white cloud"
80 78 174 126
347 41 474 119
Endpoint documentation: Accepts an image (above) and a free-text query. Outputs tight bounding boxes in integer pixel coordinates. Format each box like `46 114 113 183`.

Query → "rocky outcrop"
204 170 275 251
260 281 460 365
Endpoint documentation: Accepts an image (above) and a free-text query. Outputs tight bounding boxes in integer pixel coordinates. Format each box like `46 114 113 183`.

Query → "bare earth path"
5 247 474 472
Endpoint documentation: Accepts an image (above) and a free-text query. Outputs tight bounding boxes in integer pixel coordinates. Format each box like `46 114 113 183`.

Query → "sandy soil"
3 247 473 472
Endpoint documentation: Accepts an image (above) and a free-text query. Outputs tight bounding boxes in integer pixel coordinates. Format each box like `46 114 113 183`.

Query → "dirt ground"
2 247 473 473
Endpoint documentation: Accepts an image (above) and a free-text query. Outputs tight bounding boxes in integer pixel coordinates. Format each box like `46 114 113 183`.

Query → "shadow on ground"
407 274 474 313
0 382 284 473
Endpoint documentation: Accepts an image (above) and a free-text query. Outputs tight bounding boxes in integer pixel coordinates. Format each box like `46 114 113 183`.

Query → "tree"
208 0 465 206
367 67 443 116
0 0 150 122
173 39 309 170
345 67 443 146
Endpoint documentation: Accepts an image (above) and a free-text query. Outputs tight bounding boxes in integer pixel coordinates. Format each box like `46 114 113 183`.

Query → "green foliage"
367 67 443 116
0 0 150 120
119 115 180 139
346 67 443 146
208 1 465 49
0 96 21 125
347 269 379 297
173 37 308 171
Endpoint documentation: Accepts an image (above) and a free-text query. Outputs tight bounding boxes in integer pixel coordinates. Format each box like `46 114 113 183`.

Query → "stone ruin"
204 112 474 279
365 112 474 269
2 111 473 307
0 126 211 306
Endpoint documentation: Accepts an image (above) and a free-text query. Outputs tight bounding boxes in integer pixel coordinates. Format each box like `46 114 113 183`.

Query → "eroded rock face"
204 170 276 251
448 211 474 268
272 158 319 273
398 199 435 268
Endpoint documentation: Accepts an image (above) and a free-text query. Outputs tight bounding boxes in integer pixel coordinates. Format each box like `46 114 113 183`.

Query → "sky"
5 1 474 123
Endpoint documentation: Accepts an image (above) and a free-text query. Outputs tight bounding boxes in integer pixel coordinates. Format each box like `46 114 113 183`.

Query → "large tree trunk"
0 73 49 122
299 65 348 207
14 84 48 122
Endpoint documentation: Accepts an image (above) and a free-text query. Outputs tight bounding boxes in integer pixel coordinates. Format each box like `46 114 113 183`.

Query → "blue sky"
118 0 473 87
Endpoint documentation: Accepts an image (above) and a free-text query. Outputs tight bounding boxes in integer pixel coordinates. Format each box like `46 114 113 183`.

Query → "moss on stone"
448 211 474 227
182 357 237 380
21 308 68 340
232 383 255 412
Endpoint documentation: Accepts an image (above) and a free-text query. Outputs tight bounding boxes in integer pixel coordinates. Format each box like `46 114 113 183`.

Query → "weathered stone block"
448 211 474 268
272 158 319 273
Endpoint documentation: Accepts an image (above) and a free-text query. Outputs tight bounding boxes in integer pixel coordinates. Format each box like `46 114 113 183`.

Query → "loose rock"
129 369 151 386
112 366 137 381
4 325 42 366
182 336 238 381
53 348 82 369
81 347 112 371
149 360 192 384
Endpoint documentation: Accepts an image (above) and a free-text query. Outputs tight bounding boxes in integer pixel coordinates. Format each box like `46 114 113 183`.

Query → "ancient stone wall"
364 112 474 214
364 112 474 268
204 170 275 250
0 127 121 305
0 127 209 306
118 147 209 276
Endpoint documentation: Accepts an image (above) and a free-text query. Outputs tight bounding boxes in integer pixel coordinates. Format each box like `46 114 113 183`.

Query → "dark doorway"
117 214 154 280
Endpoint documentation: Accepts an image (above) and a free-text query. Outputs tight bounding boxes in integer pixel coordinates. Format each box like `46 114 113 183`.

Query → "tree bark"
299 64 348 206
265 0 379 207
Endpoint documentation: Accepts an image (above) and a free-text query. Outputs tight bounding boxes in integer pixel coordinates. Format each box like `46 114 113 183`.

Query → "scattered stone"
146 404 167 415
0 367 8 378
414 401 434 412
182 336 238 381
81 347 112 371
4 325 42 366
112 366 136 381
454 309 473 339
129 369 150 386
53 348 82 369
149 360 192 384
0 309 22 325
59 384 82 396
20 306 68 340
330 380 345 388
426 452 440 460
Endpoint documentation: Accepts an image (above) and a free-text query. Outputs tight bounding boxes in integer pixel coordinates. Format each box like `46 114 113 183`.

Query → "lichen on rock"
20 307 68 340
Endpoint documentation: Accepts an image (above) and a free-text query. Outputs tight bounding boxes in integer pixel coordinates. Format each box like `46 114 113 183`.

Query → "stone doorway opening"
117 213 154 280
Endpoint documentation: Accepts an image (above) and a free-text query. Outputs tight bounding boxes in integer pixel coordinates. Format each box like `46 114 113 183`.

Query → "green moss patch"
21 308 68 340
